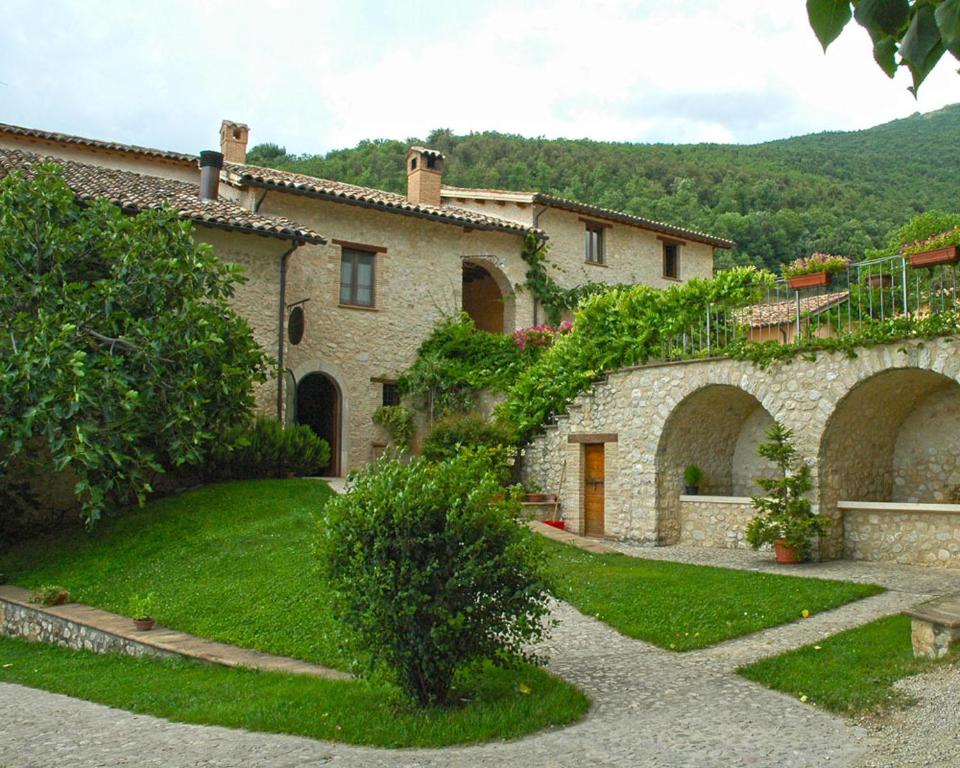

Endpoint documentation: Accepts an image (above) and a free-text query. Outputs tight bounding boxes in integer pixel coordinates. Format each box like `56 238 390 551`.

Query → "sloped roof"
734 291 849 327
224 163 536 236
0 121 196 164
0 149 326 245
440 185 734 248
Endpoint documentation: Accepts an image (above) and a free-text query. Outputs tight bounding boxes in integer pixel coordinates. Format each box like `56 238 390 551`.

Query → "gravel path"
2 540 956 768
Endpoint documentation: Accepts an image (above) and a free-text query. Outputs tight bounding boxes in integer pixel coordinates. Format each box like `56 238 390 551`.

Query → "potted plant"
745 422 829 564
31 584 70 606
683 464 704 495
782 253 851 290
903 227 960 268
129 593 157 631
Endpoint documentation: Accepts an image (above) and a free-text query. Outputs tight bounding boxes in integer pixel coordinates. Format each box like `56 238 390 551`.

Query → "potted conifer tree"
746 422 829 564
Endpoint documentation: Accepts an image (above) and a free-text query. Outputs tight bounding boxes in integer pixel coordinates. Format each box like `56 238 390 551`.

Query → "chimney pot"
406 146 445 207
199 150 224 201
220 120 250 164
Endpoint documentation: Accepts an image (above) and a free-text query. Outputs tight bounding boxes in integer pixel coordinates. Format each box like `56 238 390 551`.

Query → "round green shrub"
205 418 330 480
421 414 515 463
318 451 551 707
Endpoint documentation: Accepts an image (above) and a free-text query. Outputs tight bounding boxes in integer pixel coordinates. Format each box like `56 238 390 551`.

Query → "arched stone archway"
818 367 960 560
655 385 775 545
296 371 342 477
461 258 515 334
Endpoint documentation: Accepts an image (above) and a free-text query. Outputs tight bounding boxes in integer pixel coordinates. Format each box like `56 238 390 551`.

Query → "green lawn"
0 635 586 747
542 537 884 650
738 614 958 714
0 479 588 746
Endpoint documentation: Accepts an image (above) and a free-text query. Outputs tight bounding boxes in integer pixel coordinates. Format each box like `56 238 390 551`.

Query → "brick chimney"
406 146 444 207
220 120 249 164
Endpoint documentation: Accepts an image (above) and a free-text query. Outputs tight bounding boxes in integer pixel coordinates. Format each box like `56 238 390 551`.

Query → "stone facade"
0 596 179 661
522 336 960 567
678 496 757 549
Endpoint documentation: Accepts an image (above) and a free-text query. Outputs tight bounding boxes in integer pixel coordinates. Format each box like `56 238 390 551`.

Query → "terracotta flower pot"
787 271 831 290
908 245 960 268
525 493 558 503
51 590 70 606
133 617 156 631
773 540 802 564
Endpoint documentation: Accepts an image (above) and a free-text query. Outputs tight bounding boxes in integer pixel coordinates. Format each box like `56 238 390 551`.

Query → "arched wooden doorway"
462 261 510 333
296 372 341 476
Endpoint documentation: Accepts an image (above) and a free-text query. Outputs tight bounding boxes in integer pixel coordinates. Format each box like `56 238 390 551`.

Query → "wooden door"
583 444 605 537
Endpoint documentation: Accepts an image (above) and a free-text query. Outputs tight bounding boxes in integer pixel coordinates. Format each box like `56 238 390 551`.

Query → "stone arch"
291 361 349 477
655 384 775 544
818 367 960 559
461 257 515 334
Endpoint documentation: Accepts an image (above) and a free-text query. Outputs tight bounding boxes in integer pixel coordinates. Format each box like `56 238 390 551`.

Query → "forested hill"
248 105 960 270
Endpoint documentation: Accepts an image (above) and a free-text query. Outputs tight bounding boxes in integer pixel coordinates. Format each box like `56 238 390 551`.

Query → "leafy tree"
318 450 551 707
245 142 289 166
807 0 960 94
0 165 269 526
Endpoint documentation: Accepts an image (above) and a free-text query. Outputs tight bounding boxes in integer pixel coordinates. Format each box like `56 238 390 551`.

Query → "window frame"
339 247 376 308
381 382 401 407
662 241 681 280
584 222 606 265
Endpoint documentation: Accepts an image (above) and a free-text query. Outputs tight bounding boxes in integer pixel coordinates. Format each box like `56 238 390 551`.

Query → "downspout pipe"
277 242 302 422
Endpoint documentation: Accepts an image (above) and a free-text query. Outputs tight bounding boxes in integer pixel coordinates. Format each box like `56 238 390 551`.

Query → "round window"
288 306 305 345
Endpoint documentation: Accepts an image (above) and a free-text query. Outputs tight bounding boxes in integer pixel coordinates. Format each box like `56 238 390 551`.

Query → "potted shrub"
782 253 851 289
745 422 829 564
31 584 70 606
129 593 157 631
903 227 960 268
683 464 704 495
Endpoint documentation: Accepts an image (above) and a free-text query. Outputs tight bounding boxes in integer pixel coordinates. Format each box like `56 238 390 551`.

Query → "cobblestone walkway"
2 532 956 768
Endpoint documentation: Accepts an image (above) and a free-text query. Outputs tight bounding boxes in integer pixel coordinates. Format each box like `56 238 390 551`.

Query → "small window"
382 382 400 407
426 155 437 169
340 248 375 307
410 157 417 170
287 306 305 345
663 242 680 279
585 223 605 264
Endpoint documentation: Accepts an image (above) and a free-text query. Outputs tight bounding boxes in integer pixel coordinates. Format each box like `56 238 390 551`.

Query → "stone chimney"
406 146 445 207
220 120 249 164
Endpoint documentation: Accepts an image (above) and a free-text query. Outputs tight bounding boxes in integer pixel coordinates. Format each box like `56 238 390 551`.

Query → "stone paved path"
3 531 957 768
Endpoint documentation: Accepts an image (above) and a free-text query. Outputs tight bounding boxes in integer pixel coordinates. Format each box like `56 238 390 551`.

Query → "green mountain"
248 105 960 270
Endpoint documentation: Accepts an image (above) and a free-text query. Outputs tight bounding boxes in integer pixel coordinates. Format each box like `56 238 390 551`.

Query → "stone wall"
522 336 960 567
678 496 757 549
842 504 960 567
893 386 960 503
0 597 179 660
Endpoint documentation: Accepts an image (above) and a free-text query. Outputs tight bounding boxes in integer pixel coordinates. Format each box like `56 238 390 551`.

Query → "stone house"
0 119 732 476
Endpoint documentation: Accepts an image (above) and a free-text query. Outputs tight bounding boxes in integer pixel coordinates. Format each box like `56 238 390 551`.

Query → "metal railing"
660 253 960 361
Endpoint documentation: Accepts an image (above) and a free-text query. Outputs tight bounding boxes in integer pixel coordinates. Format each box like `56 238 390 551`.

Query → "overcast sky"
1 1 957 156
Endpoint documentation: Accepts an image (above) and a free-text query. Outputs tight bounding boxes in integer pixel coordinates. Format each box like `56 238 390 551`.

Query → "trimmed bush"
205 418 330 480
421 414 514 463
318 451 551 707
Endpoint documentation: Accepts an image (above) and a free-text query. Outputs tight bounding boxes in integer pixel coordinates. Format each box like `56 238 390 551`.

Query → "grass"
0 635 587 747
738 614 958 714
541 537 884 650
0 479 588 745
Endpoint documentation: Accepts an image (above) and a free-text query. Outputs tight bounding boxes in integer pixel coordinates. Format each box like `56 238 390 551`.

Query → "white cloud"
0 0 956 154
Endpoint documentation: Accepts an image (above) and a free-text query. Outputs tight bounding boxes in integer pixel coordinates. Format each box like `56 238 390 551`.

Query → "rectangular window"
382 382 400 407
584 223 605 264
663 242 680 279
340 247 375 306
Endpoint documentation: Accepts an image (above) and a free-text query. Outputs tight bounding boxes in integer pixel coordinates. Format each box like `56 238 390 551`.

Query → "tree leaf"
854 0 910 36
935 0 960 58
807 0 853 50
902 4 947 94
872 34 900 76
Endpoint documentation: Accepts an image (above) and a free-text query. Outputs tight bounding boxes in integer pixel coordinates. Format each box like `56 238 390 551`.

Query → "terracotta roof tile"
0 122 196 164
735 291 849 327
224 163 536 236
0 149 325 245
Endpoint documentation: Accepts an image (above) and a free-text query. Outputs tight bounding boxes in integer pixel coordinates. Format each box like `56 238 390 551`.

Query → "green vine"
520 232 618 324
373 405 416 448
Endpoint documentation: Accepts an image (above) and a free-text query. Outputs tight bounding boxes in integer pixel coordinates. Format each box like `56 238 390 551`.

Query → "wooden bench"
904 594 960 659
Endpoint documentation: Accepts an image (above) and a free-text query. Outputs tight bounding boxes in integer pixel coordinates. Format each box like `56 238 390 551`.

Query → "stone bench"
904 594 960 659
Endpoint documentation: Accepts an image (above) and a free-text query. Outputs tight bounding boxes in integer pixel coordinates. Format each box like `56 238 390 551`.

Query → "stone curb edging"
0 585 349 680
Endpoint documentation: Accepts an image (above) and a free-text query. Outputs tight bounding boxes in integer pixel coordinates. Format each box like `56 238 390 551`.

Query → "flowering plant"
782 253 851 279
901 227 960 256
512 321 573 351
